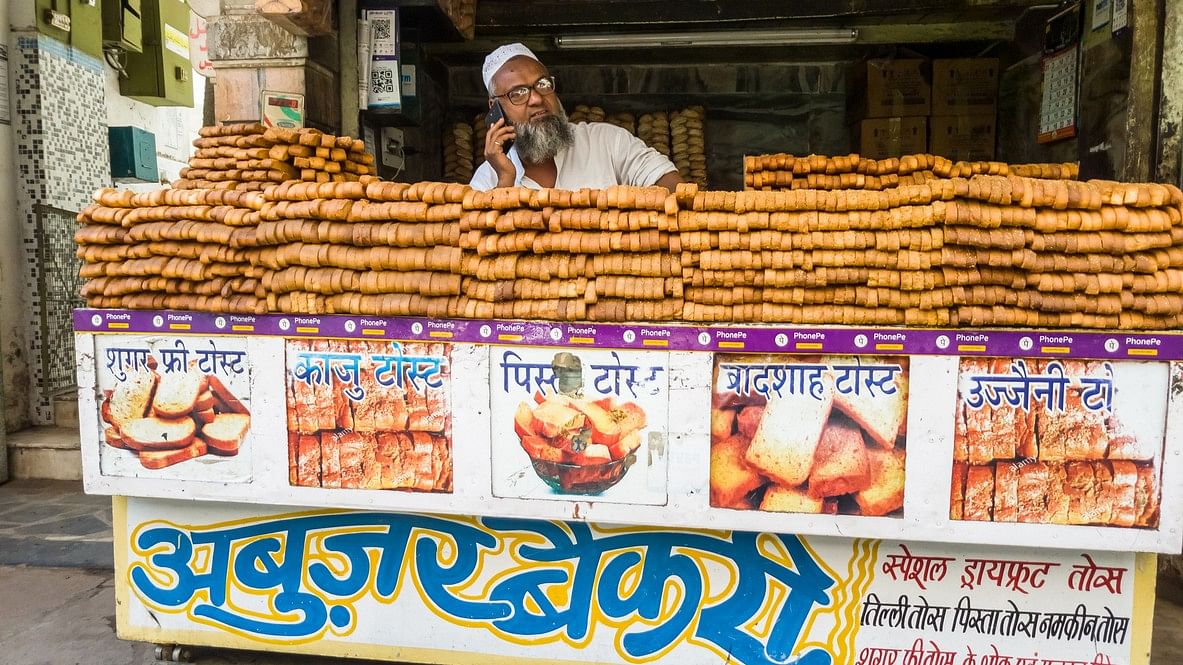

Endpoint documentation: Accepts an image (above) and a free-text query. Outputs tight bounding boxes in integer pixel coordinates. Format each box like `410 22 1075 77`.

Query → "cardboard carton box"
858 117 928 159
930 115 997 161
932 58 999 116
852 59 931 118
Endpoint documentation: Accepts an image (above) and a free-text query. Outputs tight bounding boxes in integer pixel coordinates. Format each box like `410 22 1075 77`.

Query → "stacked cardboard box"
930 58 999 162
851 59 931 159
850 58 999 162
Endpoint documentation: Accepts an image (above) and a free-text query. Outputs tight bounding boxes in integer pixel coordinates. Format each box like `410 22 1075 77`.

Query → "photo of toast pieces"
490 347 671 506
285 339 452 492
96 336 252 479
950 357 1168 528
710 354 908 516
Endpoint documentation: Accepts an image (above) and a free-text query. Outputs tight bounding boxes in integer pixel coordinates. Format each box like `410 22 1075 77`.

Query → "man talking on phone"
470 43 683 192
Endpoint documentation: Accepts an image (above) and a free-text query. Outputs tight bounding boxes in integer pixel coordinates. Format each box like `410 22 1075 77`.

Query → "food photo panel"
95 335 252 481
490 347 670 505
950 357 1167 528
285 339 453 493
710 354 909 516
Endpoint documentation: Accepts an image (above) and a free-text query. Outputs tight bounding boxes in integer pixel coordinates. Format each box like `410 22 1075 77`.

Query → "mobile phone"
486 101 513 153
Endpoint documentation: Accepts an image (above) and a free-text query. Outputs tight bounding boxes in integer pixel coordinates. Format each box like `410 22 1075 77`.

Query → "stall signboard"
94 334 252 482
74 310 1183 556
115 496 1155 665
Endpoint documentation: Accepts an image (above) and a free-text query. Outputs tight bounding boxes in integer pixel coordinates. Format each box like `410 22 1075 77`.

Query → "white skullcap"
482 43 541 94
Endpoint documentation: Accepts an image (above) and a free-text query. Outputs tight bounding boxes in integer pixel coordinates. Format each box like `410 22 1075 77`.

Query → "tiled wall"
11 33 111 425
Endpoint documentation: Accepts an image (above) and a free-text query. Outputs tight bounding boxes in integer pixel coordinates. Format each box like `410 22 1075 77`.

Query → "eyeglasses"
493 76 557 106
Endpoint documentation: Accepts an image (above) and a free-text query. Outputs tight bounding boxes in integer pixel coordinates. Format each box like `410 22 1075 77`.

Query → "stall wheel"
154 644 195 663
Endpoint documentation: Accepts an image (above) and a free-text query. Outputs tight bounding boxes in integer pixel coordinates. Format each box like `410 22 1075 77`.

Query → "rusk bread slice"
806 417 871 497
153 371 208 419
856 448 906 516
194 390 216 412
961 463 993 521
122 416 197 451
140 438 208 469
759 485 825 514
108 369 158 431
709 436 764 508
201 413 250 456
745 373 834 486
103 426 126 449
832 362 908 448
207 374 249 415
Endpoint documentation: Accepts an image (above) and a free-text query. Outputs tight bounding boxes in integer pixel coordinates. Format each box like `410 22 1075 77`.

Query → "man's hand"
484 118 517 187
654 170 684 192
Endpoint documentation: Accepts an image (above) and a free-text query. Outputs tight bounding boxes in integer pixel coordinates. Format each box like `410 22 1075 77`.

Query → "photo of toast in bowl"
710 354 908 517
491 348 670 505
514 393 645 495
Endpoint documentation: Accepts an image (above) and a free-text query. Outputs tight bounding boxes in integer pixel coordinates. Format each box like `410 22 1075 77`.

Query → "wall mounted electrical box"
36 0 104 59
109 126 159 182
103 0 145 53
118 0 194 107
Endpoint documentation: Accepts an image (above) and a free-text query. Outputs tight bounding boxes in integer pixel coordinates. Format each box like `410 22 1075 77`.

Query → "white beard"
515 104 576 164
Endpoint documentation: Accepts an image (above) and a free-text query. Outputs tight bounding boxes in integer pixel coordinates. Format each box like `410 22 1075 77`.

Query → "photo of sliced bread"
103 426 126 449
121 416 197 451
745 378 834 487
207 374 249 415
194 390 216 413
140 438 208 470
108 369 158 431
152 371 208 419
194 408 217 424
993 462 1019 522
201 413 251 456
833 366 907 448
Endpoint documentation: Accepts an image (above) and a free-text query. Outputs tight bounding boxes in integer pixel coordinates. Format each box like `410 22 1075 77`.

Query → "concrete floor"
1 479 1181 664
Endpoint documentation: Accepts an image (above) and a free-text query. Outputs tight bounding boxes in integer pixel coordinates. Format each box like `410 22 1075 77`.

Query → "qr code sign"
372 18 392 41
372 68 396 95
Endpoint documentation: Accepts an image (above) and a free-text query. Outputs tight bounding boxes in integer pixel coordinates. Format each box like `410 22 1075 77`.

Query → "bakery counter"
74 308 1183 555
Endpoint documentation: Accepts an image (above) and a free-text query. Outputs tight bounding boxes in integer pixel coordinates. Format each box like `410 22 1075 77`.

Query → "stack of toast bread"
76 130 1183 329
101 362 250 469
951 358 1160 528
456 184 683 321
710 356 908 516
256 180 467 316
744 153 1078 191
286 339 452 491
670 106 708 187
177 125 377 191
444 121 475 183
673 176 1183 328
77 187 267 313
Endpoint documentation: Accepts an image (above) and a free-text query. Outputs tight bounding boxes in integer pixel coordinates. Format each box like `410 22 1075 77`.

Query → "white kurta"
469 121 678 191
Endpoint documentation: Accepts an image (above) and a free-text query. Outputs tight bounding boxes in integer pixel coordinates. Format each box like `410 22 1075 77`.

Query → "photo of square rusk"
285 339 452 493
950 357 1166 529
710 354 909 517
